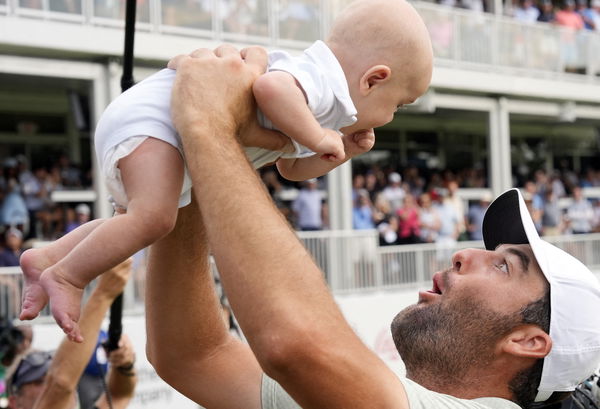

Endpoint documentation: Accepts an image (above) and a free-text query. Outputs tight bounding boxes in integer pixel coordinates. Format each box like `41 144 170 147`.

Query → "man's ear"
502 324 552 359
359 65 392 95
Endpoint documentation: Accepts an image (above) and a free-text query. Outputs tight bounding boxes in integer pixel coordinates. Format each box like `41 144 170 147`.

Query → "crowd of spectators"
268 164 600 245
0 154 92 264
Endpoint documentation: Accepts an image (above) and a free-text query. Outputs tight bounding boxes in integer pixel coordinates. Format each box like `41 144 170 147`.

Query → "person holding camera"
8 260 136 409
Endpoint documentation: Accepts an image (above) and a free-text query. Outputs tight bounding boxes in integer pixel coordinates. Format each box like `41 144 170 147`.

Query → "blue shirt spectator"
353 191 375 230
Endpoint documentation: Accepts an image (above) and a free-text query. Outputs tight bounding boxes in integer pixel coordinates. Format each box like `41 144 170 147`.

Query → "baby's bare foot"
19 249 51 320
40 267 84 343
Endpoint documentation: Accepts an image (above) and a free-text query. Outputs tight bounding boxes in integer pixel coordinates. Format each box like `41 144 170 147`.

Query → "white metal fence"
3 231 599 322
2 0 600 80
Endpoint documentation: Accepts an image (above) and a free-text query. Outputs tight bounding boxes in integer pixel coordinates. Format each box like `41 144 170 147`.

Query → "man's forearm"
36 291 113 409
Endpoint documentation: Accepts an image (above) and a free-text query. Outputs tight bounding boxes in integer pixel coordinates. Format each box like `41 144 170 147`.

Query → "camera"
0 317 24 367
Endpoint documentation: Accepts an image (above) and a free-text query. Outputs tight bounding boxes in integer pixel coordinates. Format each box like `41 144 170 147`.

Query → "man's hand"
169 45 268 142
342 129 375 159
108 334 135 369
95 259 132 301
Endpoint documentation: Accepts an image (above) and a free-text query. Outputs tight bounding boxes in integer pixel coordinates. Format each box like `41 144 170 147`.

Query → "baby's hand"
315 129 345 162
342 129 375 158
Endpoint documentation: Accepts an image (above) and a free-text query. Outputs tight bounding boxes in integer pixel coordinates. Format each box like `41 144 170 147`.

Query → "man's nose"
451 248 489 274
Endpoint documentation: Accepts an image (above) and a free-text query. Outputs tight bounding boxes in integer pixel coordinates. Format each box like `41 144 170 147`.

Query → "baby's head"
326 0 433 134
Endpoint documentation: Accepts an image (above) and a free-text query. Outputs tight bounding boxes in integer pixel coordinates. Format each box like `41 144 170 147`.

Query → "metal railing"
3 231 599 322
2 0 600 81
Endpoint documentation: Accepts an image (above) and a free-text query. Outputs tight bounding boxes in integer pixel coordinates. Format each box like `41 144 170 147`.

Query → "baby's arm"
253 71 344 162
277 129 375 181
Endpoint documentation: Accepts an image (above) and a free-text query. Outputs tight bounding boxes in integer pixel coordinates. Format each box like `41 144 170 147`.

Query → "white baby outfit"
94 40 357 209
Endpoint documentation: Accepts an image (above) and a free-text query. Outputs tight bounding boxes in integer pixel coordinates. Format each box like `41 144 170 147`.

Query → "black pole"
106 0 137 353
120 0 137 93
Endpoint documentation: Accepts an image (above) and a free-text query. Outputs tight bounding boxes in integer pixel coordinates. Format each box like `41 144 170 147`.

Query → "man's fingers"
241 46 268 74
214 44 240 57
167 54 188 70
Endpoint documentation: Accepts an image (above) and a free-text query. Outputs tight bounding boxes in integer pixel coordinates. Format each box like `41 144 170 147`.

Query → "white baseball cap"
482 188 600 402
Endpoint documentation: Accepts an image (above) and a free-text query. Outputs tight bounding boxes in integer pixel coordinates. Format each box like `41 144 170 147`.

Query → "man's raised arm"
170 45 408 408
145 197 263 409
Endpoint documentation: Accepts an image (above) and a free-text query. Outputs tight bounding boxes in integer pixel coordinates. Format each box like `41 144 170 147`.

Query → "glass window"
278 0 320 42
18 0 43 10
162 0 213 30
49 0 82 14
222 0 269 37
93 0 150 23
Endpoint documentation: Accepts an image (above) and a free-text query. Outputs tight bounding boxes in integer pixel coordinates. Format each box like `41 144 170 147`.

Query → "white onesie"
94 40 357 209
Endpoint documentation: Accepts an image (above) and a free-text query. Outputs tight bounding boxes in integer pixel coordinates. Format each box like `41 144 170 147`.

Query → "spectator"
364 171 382 203
445 180 467 240
585 0 600 28
556 0 585 28
540 186 564 236
514 0 541 22
372 192 393 226
8 260 135 409
396 194 421 244
466 193 491 241
64 203 91 234
566 186 594 234
538 0 556 21
555 0 585 71
417 192 440 243
523 180 544 233
576 0 595 28
372 193 398 245
403 165 425 198
57 153 82 187
351 174 366 202
0 228 24 267
434 189 460 264
381 172 405 212
292 178 323 231
21 166 50 238
377 215 399 246
76 330 108 409
352 190 375 230
592 199 600 232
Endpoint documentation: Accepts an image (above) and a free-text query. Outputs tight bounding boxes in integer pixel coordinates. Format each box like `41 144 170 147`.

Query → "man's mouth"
428 272 443 295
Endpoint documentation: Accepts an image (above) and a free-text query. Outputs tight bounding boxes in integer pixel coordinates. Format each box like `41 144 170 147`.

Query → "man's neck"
407 367 513 401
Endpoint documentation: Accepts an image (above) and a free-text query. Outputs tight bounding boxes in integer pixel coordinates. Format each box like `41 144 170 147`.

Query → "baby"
19 0 433 342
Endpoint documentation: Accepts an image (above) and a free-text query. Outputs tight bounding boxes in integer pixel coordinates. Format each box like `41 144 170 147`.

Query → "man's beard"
390 289 518 387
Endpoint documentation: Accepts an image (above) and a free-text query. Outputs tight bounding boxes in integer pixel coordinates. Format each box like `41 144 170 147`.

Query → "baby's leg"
41 138 184 341
20 218 106 321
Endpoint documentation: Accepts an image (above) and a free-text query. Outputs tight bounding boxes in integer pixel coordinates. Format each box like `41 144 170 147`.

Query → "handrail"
2 0 599 82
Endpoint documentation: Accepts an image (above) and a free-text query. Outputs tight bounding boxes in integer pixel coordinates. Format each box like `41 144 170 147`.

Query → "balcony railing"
2 0 600 81
2 231 600 322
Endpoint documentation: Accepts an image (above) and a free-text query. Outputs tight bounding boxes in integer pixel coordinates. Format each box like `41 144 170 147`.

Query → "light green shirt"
261 374 522 409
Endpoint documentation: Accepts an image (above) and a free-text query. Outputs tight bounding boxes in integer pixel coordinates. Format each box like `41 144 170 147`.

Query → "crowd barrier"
2 231 600 321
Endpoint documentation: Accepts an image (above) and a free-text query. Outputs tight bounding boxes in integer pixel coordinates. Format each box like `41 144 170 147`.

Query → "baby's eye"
495 262 509 274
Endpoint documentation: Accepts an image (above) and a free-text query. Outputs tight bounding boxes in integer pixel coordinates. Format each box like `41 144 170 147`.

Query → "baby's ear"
359 65 392 94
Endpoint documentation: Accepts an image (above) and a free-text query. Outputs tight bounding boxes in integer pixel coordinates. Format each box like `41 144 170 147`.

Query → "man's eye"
495 262 509 274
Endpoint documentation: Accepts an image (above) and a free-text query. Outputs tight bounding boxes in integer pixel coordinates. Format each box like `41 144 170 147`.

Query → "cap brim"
483 189 531 251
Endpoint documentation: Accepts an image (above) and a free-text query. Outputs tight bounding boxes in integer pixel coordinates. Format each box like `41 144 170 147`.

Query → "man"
145 45 600 409
292 178 323 231
9 260 136 409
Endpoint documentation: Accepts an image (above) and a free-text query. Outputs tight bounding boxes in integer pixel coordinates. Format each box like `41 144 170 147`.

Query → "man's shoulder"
401 378 521 409
260 374 520 409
